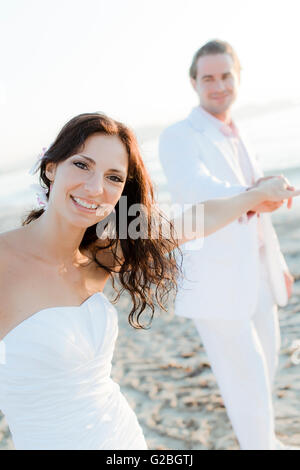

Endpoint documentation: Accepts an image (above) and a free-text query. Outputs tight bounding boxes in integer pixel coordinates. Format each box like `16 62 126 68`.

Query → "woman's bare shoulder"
0 229 25 313
0 230 14 260
0 236 7 279
0 227 28 269
0 227 27 251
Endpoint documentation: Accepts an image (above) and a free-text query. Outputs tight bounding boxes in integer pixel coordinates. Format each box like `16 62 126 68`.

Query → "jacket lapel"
188 108 249 185
237 128 264 180
204 128 248 185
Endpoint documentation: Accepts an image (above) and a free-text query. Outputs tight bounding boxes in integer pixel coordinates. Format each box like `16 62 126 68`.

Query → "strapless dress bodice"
0 292 147 450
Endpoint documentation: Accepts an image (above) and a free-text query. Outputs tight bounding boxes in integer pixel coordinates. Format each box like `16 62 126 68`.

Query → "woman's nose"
84 173 104 195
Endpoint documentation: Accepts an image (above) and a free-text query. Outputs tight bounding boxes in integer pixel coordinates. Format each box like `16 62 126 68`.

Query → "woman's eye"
74 161 88 170
73 162 123 182
108 175 124 183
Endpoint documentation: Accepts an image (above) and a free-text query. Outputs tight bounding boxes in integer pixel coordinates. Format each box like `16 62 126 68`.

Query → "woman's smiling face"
45 133 128 227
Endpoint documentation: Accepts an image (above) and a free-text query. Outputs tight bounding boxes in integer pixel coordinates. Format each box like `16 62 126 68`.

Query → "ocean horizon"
1 101 300 216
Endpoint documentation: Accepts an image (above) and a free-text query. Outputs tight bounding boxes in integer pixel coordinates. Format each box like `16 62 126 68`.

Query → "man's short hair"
189 39 241 80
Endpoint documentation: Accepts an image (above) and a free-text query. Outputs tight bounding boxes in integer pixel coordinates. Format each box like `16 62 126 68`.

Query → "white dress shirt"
197 106 265 250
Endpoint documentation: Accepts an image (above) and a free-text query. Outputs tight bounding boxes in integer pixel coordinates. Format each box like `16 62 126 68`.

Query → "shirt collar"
196 105 239 138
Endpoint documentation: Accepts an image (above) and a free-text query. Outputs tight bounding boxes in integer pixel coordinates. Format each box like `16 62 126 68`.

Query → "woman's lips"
70 195 99 214
70 196 114 219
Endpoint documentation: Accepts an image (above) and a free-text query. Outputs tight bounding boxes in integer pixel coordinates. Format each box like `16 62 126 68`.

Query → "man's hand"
250 200 284 213
252 176 294 210
284 271 294 299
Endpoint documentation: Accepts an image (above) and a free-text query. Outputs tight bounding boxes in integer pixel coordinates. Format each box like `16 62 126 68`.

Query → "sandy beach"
0 206 299 450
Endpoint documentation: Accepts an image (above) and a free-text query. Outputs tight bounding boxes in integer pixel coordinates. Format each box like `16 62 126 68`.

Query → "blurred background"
0 0 299 222
1 0 300 450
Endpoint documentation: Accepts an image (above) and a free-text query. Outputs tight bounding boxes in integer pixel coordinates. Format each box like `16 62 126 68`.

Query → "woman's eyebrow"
77 154 96 165
78 154 126 175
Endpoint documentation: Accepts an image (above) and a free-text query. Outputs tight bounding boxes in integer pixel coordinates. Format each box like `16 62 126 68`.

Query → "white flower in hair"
29 184 48 208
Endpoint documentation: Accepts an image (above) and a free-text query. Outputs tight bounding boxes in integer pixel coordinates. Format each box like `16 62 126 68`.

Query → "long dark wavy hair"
22 113 182 329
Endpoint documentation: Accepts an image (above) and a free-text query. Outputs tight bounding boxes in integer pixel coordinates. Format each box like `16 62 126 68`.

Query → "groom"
159 40 295 450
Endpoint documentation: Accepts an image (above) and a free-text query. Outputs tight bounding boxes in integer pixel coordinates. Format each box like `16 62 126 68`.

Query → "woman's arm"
172 176 300 246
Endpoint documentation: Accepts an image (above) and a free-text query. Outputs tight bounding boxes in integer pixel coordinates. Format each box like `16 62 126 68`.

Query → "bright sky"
0 0 299 167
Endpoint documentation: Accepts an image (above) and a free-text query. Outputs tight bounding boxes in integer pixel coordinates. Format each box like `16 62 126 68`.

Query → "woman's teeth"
72 196 98 209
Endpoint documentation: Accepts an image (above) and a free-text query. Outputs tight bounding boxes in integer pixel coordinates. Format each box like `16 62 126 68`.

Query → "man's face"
191 53 239 116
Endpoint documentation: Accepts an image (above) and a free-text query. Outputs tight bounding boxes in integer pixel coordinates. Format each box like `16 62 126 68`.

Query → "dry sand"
0 207 299 450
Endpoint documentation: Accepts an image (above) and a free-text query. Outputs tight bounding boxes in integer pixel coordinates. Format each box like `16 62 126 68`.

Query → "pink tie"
220 122 239 138
220 122 245 222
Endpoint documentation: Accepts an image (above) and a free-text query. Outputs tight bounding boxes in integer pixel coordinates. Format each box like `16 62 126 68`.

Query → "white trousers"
193 252 281 450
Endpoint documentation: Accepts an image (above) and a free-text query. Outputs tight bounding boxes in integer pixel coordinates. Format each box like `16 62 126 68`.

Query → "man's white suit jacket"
159 107 288 320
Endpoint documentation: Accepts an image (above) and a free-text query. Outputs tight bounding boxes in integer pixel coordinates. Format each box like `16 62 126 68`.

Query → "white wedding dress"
0 292 147 450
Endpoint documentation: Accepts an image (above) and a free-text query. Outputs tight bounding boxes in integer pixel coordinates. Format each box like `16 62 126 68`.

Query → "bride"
0 112 298 450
